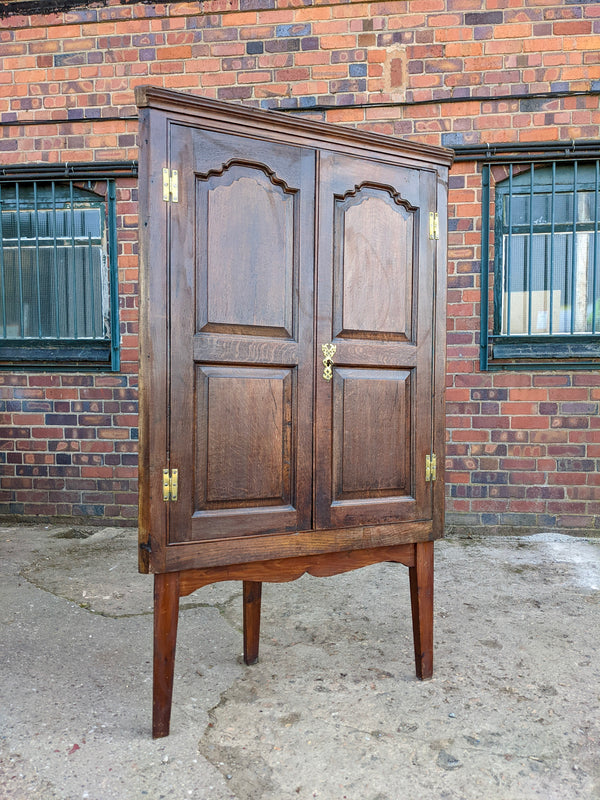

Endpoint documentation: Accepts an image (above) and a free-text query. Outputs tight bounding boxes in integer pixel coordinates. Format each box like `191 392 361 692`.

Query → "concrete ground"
0 524 599 800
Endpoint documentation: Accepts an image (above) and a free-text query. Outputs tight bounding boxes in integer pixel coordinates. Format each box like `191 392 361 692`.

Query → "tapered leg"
153 572 180 738
409 541 434 680
243 581 262 665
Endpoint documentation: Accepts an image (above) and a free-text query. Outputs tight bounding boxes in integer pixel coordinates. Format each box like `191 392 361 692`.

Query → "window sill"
487 335 600 370
0 339 114 371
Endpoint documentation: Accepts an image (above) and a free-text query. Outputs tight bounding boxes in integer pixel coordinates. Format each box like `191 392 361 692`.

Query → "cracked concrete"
1 524 599 799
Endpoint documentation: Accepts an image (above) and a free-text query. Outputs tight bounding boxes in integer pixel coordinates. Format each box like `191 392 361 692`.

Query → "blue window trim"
107 179 120 372
480 157 600 371
0 173 121 372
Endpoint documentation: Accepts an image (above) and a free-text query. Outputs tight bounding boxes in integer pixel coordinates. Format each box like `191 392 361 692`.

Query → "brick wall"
1 0 600 533
0 175 139 523
1 372 138 521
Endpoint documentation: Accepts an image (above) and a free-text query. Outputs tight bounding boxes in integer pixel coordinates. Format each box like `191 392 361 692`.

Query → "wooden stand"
152 541 433 738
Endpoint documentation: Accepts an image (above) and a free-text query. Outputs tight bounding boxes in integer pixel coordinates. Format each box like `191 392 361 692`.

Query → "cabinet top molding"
135 85 454 170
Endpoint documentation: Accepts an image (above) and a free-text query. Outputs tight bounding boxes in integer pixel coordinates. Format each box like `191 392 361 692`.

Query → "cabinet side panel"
137 105 169 573
432 166 449 538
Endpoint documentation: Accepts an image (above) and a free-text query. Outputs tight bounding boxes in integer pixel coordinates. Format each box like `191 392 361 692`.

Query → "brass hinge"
425 453 437 482
162 168 179 203
162 468 178 501
428 211 439 240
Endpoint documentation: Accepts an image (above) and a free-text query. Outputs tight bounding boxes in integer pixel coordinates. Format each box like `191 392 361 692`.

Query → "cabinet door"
314 152 437 530
166 123 315 543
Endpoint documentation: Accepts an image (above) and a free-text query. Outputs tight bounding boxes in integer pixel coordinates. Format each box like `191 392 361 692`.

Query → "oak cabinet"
136 86 452 738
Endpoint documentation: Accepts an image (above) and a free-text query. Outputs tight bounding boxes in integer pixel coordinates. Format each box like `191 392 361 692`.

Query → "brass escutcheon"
321 343 336 381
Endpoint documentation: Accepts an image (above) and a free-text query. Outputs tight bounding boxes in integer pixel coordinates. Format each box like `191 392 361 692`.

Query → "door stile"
165 123 195 545
310 148 322 534
313 146 334 530
418 169 439 526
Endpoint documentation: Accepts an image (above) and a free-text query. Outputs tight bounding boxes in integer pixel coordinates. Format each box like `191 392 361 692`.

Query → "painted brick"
464 12 503 26
561 402 598 414
276 24 310 37
264 38 300 52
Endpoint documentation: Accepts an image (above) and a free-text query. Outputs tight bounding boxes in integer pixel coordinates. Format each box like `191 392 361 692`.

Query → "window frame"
0 165 129 372
480 155 600 371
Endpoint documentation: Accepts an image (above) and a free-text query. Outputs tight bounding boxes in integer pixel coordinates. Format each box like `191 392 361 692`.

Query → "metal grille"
481 158 600 370
0 179 119 370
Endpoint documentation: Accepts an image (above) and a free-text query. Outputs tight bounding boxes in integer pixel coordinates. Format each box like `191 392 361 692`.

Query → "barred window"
481 158 600 370
0 179 119 370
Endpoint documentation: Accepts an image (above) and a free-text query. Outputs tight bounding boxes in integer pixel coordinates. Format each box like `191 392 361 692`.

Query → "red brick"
548 388 589 401
508 388 546 401
493 375 532 388
501 403 538 416
320 35 356 50
509 472 547 485
511 417 549 430
500 458 537 471
553 20 592 36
